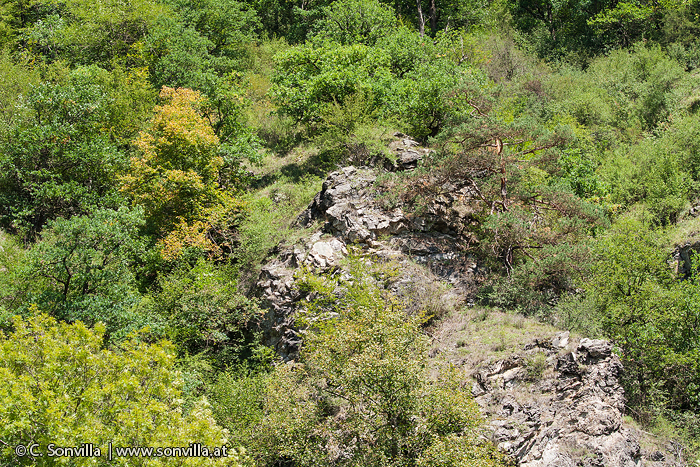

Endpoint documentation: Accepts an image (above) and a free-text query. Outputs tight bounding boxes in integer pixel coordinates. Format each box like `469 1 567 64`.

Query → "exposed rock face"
385 133 433 171
255 232 350 359
671 240 700 277
473 335 643 467
253 135 656 466
258 149 481 359
295 165 479 289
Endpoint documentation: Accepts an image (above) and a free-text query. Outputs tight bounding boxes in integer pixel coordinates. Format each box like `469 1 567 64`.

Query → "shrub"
589 216 700 416
309 0 397 46
25 207 149 343
0 67 128 239
0 312 244 466
231 259 510 467
137 259 263 368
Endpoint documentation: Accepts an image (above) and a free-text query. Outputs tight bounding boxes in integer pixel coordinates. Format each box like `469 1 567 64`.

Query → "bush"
589 216 700 416
137 259 263 367
0 312 244 466
309 0 396 46
0 67 128 238
228 259 510 467
270 42 392 124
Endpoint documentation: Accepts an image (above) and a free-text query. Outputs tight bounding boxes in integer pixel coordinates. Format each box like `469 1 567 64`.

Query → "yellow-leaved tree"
121 86 244 260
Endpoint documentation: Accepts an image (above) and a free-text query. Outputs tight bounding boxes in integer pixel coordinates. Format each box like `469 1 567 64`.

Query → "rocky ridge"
253 134 672 466
474 336 639 466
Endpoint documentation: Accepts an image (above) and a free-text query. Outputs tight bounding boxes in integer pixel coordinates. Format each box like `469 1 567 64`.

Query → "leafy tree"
0 312 244 466
166 0 260 67
16 0 166 66
418 102 602 272
25 207 149 342
507 0 604 56
122 87 222 235
309 0 397 46
246 0 320 42
121 86 250 261
413 0 486 36
385 58 486 140
0 66 128 238
375 26 432 78
271 42 393 124
589 217 700 416
135 259 263 367
272 28 490 139
588 1 658 47
142 16 217 90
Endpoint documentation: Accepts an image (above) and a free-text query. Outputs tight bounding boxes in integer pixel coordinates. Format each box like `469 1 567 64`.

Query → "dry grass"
666 212 700 248
428 307 573 370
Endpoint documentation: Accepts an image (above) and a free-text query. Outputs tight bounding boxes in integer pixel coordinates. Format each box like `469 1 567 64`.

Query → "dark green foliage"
0 67 128 238
137 259 263 367
25 207 148 342
143 16 217 90
507 0 608 60
248 0 325 43
167 0 260 61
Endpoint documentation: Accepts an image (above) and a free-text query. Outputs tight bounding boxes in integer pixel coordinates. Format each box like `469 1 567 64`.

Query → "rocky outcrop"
671 239 700 277
294 165 480 288
252 135 658 466
385 133 433 171
257 137 483 359
472 335 655 467
255 232 350 359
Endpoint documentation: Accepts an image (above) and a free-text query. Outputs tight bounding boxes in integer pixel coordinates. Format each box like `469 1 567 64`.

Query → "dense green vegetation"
1 0 700 464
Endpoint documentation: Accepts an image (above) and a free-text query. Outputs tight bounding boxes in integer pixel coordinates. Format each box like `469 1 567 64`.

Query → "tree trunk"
416 0 425 36
429 0 437 36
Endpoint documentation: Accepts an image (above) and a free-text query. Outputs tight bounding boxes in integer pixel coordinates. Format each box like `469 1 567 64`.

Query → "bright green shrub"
0 52 38 139
385 60 484 140
230 260 509 467
584 45 684 132
601 137 690 225
309 0 397 46
270 42 392 124
590 217 700 416
376 26 432 78
0 312 243 466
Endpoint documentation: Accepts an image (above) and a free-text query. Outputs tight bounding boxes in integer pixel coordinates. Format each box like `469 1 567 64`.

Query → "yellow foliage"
158 193 247 261
121 87 235 240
